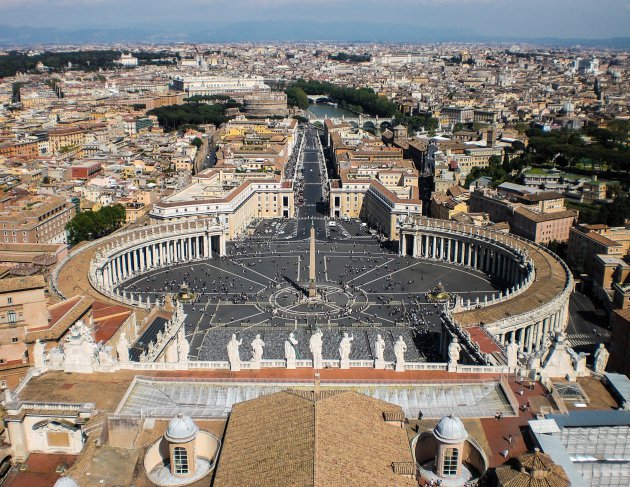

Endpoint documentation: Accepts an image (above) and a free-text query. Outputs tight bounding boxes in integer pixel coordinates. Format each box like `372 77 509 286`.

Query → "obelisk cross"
308 220 317 298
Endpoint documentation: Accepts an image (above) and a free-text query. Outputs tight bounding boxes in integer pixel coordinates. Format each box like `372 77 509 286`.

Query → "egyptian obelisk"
308 221 317 298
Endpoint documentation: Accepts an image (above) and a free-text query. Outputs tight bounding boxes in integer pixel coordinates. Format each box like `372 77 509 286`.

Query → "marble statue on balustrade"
97 344 118 370
227 334 242 372
506 339 519 370
339 332 354 369
59 320 118 373
374 334 386 369
33 339 46 369
63 320 98 373
394 336 407 372
540 332 579 381
177 330 190 364
46 346 64 368
572 350 589 376
251 334 265 369
448 337 461 371
116 332 130 363
593 343 609 374
309 329 323 369
285 332 299 369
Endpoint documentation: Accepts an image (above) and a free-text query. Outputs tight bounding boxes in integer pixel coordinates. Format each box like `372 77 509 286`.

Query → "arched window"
443 447 459 477
7 310 16 324
173 447 189 475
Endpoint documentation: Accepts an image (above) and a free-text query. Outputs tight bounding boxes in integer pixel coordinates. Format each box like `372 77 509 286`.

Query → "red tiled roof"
6 453 77 487
45 296 83 329
92 299 132 343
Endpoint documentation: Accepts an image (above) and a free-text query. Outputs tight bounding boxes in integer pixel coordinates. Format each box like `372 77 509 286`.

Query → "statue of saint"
178 334 190 363
448 337 461 365
285 332 299 361
506 339 519 368
394 336 407 370
251 334 265 362
339 332 354 361
309 329 323 369
593 343 609 374
374 334 385 362
116 332 130 363
227 334 242 369
33 339 46 368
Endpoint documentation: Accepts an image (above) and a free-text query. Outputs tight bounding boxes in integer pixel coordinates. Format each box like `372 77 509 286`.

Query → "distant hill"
0 22 628 48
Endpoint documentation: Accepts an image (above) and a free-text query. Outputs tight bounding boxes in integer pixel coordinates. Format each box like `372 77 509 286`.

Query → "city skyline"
0 0 629 43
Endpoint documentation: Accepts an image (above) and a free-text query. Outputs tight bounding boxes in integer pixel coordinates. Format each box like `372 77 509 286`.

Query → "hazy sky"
0 0 628 39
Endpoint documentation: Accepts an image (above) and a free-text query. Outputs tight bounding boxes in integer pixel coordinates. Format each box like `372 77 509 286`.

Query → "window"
173 447 189 475
11 337 18 343
7 297 12 305
442 448 459 477
8 311 16 323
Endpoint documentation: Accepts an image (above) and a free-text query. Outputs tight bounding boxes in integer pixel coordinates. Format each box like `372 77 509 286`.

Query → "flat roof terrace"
115 377 515 419
18 369 510 414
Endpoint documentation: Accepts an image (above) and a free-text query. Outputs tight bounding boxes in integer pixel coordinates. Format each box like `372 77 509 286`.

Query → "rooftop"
213 390 416 487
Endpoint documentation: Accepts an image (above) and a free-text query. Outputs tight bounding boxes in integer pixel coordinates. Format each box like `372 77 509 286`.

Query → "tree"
546 240 568 260
288 79 398 117
147 103 229 131
190 137 203 149
285 86 309 109
66 204 126 245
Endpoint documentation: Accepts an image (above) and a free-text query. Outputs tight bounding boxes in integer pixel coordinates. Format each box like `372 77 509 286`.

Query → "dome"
165 413 198 443
433 414 467 443
54 478 79 487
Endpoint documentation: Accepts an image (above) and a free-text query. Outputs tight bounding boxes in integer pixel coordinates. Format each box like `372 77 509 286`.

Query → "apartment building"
0 193 75 244
0 276 47 389
430 190 469 220
582 178 608 203
469 184 577 244
215 117 297 172
326 121 422 239
567 224 630 274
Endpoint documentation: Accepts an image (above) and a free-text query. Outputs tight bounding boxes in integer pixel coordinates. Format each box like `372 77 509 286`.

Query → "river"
307 102 358 119
307 102 387 136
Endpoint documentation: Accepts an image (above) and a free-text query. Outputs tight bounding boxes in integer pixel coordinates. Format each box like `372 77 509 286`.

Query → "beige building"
430 186 470 221
215 117 297 172
0 193 75 244
567 223 630 274
582 178 607 203
0 275 92 390
150 169 294 239
0 276 48 389
469 185 577 244
326 120 422 239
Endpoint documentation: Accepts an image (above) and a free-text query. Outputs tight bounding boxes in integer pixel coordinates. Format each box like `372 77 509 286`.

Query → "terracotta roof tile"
213 390 416 487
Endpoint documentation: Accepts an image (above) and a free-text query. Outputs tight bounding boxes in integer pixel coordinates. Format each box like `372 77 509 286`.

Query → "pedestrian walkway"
568 332 611 347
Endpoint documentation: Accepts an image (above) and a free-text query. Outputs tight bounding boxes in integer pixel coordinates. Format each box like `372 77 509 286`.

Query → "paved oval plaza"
120 232 499 363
